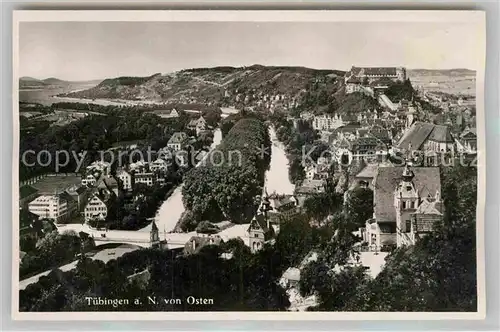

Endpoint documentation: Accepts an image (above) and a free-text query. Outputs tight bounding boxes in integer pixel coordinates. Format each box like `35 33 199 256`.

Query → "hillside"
19 77 46 89
62 65 346 104
42 77 69 85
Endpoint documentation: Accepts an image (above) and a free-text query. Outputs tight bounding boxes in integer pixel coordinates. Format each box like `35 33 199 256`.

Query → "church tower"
394 164 419 247
248 191 274 253
150 221 160 248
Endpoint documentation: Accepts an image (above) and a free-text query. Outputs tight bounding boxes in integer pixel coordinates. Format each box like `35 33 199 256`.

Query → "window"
402 201 407 209
405 220 412 232
254 234 259 238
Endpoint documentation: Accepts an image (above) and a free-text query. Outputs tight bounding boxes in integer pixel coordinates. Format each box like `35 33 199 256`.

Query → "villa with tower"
363 164 443 251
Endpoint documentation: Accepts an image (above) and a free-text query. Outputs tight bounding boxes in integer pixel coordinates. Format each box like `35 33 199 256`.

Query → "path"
378 94 398 111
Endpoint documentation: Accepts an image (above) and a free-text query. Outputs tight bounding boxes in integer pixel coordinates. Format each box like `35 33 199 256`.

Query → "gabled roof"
97 176 119 190
271 195 297 211
247 214 269 233
168 132 188 145
428 124 454 143
414 198 442 215
89 189 113 205
397 122 436 150
373 166 441 222
460 127 477 139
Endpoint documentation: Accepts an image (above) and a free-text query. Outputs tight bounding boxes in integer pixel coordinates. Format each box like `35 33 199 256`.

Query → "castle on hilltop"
344 66 407 84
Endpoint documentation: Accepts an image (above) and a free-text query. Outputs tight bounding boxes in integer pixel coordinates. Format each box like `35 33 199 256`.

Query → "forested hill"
62 65 346 103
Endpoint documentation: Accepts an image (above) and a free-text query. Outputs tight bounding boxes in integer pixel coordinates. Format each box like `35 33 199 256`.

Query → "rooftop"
374 166 441 222
350 66 402 76
397 121 453 150
168 132 188 145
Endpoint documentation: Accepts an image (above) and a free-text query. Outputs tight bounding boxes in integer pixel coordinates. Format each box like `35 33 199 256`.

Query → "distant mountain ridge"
19 77 102 89
62 65 346 103
408 68 476 77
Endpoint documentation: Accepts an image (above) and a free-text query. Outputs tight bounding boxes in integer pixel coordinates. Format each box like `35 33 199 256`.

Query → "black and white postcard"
12 10 486 320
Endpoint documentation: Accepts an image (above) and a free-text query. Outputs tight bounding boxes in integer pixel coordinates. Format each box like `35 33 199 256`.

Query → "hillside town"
18 63 478 313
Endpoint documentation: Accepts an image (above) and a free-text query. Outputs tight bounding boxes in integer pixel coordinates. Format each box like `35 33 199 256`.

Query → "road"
19 244 139 291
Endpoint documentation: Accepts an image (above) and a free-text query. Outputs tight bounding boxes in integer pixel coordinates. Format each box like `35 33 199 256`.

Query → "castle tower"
394 164 419 247
396 67 407 81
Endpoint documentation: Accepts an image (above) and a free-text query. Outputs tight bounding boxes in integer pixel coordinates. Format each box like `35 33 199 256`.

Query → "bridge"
56 222 255 250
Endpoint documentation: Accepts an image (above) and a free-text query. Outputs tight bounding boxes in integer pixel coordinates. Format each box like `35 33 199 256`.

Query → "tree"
385 79 414 103
299 260 331 297
313 266 369 311
182 118 270 225
345 186 374 229
288 157 305 185
195 220 220 234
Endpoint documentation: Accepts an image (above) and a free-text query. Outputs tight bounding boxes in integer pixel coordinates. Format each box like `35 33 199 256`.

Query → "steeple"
150 221 159 246
402 163 415 182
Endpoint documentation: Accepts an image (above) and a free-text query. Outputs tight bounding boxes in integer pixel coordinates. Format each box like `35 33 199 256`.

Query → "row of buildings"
21 121 210 225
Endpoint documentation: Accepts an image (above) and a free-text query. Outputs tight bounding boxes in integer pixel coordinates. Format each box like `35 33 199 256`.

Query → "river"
265 126 295 196
148 125 294 234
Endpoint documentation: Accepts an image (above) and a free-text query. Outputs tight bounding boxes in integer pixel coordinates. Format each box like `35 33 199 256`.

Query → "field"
31 175 81 194
408 69 476 97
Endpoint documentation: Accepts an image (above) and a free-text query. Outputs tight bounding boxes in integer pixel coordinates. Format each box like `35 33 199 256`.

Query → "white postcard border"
11 9 487 321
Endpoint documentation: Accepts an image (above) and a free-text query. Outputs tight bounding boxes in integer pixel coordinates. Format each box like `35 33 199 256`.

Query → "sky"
19 21 483 81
